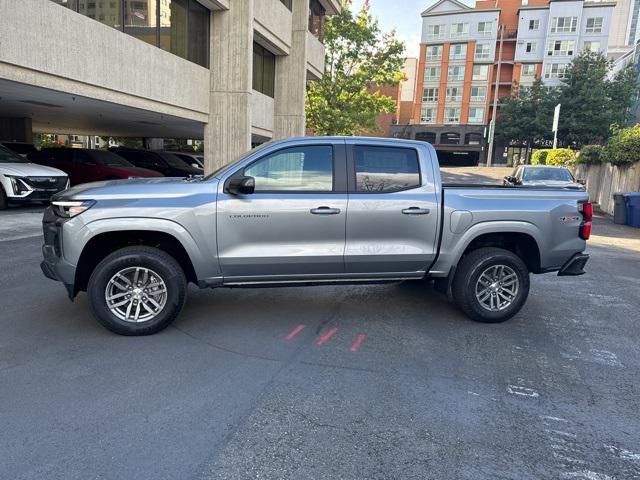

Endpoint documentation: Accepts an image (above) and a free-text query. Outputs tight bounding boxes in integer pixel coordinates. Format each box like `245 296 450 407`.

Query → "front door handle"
402 207 430 215
311 206 341 215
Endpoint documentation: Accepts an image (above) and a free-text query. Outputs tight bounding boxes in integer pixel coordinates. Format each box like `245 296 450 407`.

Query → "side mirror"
191 163 201 169
577 179 586 185
504 176 519 185
227 176 255 195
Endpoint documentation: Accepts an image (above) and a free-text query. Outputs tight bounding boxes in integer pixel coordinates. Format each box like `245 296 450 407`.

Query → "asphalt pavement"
1 203 639 480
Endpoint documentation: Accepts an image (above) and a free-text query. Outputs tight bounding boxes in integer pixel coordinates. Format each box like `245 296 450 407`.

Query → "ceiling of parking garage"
0 79 205 139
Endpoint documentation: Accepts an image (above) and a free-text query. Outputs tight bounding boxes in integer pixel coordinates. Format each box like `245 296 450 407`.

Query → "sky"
348 0 474 58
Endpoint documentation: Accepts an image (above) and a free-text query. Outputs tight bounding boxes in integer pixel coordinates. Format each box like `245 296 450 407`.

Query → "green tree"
602 124 640 166
496 77 556 157
305 0 405 136
558 50 637 145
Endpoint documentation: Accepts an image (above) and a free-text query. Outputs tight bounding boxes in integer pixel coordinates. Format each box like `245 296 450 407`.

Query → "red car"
29 148 162 185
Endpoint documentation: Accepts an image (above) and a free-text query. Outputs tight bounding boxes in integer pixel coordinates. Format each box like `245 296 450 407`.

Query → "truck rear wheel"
87 246 187 335
452 247 530 323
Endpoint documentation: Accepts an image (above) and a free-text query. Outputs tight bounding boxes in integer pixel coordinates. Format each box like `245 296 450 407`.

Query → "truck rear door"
344 141 440 275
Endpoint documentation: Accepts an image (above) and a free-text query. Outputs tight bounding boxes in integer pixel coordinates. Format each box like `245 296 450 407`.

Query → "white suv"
0 144 68 209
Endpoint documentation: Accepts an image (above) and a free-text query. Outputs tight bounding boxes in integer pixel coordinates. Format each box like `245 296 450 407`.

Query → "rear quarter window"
353 146 421 193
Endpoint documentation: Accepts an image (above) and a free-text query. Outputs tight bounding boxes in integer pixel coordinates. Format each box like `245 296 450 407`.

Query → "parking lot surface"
1 200 639 480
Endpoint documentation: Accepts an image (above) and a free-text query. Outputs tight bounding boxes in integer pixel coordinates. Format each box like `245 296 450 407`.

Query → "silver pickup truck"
41 137 592 335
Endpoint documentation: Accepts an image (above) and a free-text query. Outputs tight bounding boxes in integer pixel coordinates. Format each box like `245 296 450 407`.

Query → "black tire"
0 185 7 210
452 247 530 323
87 246 187 335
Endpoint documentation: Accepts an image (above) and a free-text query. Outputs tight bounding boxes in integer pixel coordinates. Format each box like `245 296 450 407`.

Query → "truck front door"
216 142 348 280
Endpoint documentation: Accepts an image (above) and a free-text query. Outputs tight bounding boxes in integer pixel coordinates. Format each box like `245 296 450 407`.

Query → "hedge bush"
531 149 549 165
603 124 640 166
577 145 604 164
546 148 576 166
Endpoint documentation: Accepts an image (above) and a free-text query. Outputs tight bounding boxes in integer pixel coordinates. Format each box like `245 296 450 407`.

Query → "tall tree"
305 0 405 136
496 77 556 150
558 50 637 145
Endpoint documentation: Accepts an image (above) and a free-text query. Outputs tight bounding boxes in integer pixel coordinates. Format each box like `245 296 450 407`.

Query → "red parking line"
316 328 338 346
285 324 306 340
350 334 367 352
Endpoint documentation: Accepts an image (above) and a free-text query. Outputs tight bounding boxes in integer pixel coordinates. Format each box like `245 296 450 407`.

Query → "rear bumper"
558 253 589 276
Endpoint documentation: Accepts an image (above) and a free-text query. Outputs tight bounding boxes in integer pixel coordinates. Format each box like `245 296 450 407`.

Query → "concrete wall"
0 0 210 121
573 163 640 214
254 0 293 54
306 32 326 80
251 91 275 137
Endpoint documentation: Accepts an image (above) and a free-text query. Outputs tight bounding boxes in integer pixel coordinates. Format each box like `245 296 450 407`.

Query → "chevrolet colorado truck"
41 137 592 335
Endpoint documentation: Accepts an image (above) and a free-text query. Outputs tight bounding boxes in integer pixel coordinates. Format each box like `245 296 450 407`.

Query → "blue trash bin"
626 193 640 228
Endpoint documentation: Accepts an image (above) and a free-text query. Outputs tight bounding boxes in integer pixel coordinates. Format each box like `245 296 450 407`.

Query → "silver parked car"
503 165 585 189
41 137 592 335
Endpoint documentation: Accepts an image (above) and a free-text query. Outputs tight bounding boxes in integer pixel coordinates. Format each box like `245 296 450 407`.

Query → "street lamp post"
486 24 505 167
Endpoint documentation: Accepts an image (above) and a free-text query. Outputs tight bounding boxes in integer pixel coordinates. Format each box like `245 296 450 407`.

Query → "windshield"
203 141 275 180
158 152 193 168
0 144 29 164
91 150 134 167
523 167 574 182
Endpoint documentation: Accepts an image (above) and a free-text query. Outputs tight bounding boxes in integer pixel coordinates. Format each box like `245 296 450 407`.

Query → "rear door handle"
311 206 341 215
402 207 430 215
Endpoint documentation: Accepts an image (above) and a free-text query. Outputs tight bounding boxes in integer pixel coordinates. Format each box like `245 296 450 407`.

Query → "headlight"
8 176 31 195
51 200 95 218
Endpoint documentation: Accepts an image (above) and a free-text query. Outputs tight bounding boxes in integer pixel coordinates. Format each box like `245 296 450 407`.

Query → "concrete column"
273 0 310 140
204 0 254 173
0 117 33 143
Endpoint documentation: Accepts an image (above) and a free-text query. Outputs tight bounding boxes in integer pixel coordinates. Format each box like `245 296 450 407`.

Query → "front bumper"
558 253 590 276
41 207 77 299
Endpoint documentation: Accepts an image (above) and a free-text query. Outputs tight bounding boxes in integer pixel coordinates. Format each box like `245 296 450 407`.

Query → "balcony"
306 31 326 80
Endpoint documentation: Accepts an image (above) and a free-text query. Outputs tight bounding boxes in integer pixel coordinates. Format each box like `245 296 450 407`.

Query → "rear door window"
353 146 421 193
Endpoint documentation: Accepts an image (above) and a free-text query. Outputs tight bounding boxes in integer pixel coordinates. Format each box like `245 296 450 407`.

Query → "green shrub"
577 145 604 164
546 148 576 166
531 149 549 165
603 124 640 166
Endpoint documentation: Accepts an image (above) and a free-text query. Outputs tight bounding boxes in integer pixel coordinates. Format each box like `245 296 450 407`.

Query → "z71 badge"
560 215 581 223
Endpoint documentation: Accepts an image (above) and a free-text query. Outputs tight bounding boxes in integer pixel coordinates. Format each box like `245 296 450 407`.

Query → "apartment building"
0 0 340 173
390 0 615 165
608 0 640 59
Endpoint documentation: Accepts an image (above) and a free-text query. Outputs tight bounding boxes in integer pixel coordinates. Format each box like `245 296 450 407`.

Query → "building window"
547 40 575 56
444 107 461 123
441 132 460 144
544 63 569 79
472 64 489 80
426 45 443 61
525 41 537 53
309 0 326 39
422 87 439 102
446 87 462 101
253 42 276 97
354 146 421 193
528 19 539 31
521 64 536 77
478 21 493 37
450 22 469 38
427 24 446 40
550 16 578 33
585 17 603 33
465 133 483 145
448 65 465 81
470 86 486 102
420 106 436 123
450 44 467 60
468 107 485 124
65 0 210 67
584 41 601 53
475 43 491 60
424 66 441 81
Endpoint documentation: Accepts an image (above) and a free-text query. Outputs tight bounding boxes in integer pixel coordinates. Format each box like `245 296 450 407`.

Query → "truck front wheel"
87 246 187 335
452 247 530 323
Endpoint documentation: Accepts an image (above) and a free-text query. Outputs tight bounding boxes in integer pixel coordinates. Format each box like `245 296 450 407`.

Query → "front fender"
63 217 219 281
